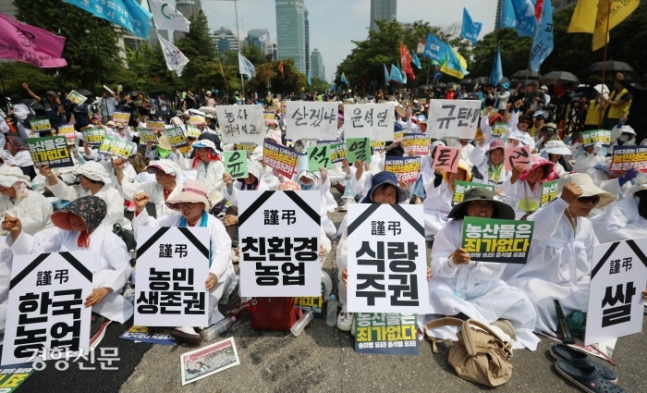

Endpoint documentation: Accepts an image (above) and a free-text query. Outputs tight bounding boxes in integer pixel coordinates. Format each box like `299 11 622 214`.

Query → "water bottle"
202 316 237 342
326 295 338 326
290 310 313 336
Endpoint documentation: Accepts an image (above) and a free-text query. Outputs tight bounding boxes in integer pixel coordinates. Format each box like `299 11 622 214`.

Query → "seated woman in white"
593 178 647 243
0 166 52 234
131 180 236 345
427 187 539 350
507 154 558 219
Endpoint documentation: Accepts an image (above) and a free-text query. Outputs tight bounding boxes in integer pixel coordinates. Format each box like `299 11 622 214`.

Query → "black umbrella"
459 78 474 85
585 60 634 73
473 76 489 85
499 77 511 85
540 71 579 86
512 70 541 79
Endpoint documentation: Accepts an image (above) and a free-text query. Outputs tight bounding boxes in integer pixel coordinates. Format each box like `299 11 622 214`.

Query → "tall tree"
174 10 217 89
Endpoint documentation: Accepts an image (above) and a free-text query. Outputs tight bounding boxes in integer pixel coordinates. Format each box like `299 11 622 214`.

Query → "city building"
370 0 397 31
247 29 270 54
175 0 202 19
305 8 310 77
275 0 306 74
266 40 278 61
212 26 241 54
310 48 325 81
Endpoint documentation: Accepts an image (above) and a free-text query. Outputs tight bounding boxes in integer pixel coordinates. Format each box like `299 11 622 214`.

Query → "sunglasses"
577 195 600 204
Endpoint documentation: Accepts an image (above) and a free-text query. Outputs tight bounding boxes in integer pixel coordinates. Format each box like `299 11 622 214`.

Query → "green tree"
122 43 180 94
174 10 217 89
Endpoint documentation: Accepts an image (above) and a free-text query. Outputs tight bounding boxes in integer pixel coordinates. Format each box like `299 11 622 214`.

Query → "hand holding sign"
307 145 332 171
224 150 249 179
346 137 371 163
432 146 461 173
505 145 530 171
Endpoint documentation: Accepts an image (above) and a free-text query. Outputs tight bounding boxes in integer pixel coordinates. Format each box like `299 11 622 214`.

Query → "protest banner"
112 111 130 124
134 227 210 328
98 136 137 159
29 118 51 134
582 129 612 146
307 145 332 171
354 313 418 356
215 105 265 145
263 111 276 124
540 180 559 206
224 150 249 179
371 140 386 152
329 142 347 163
610 145 647 173
394 130 405 143
384 156 421 184
186 125 201 140
452 181 495 206
233 143 257 154
57 124 76 145
2 251 94 366
137 128 158 145
188 115 205 126
27 135 73 168
82 127 106 148
462 217 534 263
66 90 87 106
402 133 430 156
285 102 338 141
0 364 33 391
346 204 429 313
163 126 189 149
346 137 371 163
263 139 298 178
119 326 176 346
147 120 165 133
585 238 647 346
492 122 507 137
180 337 240 385
343 103 395 141
432 145 461 173
505 145 531 171
294 291 324 319
238 191 320 297
427 99 481 139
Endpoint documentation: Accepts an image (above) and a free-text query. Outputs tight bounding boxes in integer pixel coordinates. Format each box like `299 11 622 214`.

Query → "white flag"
238 52 256 80
157 32 189 76
259 33 268 42
149 0 191 32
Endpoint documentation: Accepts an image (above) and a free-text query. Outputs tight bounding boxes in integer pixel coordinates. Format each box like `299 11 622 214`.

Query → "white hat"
0 167 31 188
558 173 615 208
73 161 111 185
146 160 181 176
166 180 211 210
541 140 573 156
618 125 636 135
191 139 220 154
630 177 647 196
593 84 610 100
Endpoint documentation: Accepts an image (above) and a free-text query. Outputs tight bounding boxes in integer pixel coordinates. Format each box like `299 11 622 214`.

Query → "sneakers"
338 198 355 212
170 326 203 346
337 307 354 331
89 315 112 348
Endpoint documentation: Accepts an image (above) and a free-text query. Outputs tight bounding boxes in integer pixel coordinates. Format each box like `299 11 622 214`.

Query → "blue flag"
530 0 553 72
500 0 516 28
411 51 422 70
307 73 312 86
511 0 538 38
423 33 445 63
340 72 349 86
329 82 336 92
489 47 503 86
389 64 405 84
461 8 482 46
63 0 152 38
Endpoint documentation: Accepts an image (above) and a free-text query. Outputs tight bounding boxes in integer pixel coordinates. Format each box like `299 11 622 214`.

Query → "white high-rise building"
370 0 397 31
310 49 324 81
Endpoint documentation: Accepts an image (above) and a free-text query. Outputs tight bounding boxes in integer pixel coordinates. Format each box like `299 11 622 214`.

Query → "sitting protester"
0 166 52 234
592 178 647 243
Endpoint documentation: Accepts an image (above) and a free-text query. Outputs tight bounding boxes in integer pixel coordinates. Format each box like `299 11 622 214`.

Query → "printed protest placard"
540 180 559 206
582 129 612 146
307 145 332 171
2 252 94 366
505 145 531 171
492 122 507 137
215 105 265 145
354 313 418 355
610 145 647 173
462 217 534 264
0 364 33 391
98 136 137 159
329 142 347 163
137 128 158 145
224 150 249 179
134 227 210 328
29 118 51 134
186 125 202 140
371 140 386 152
163 126 189 149
263 139 298 178
432 145 461 173
180 337 240 386
238 191 321 297
346 204 429 313
147 120 165 133
384 156 421 183
57 124 76 145
27 136 73 168
343 103 395 141
112 111 130 124
285 102 338 141
82 127 106 148
428 99 481 139
402 133 430 156
346 137 371 163
452 181 495 206
66 90 87 105
585 239 647 346
394 130 405 143
294 293 324 319
188 115 205 126
119 326 176 346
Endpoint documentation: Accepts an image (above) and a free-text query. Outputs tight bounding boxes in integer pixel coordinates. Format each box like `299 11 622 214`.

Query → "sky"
199 0 498 81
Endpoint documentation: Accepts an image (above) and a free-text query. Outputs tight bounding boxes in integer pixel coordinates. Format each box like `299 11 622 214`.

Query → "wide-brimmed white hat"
146 160 181 176
630 177 647 196
73 161 111 185
0 167 31 188
558 173 615 208
191 139 220 154
166 180 211 211
541 140 573 156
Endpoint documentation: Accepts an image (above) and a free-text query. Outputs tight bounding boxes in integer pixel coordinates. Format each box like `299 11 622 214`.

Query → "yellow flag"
440 47 468 80
592 0 640 51
567 0 597 33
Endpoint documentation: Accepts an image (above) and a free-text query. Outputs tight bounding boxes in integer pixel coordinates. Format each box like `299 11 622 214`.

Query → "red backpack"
248 297 301 331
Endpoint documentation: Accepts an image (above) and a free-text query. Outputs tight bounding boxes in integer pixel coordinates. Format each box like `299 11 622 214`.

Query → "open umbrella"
512 70 541 79
499 77 511 86
585 60 634 73
540 71 579 86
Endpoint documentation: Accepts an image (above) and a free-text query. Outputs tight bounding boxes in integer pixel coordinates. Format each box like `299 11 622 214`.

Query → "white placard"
238 190 321 297
134 227 211 328
215 105 265 145
346 204 429 313
343 103 395 141
585 239 647 345
428 99 481 140
285 101 338 141
2 252 94 366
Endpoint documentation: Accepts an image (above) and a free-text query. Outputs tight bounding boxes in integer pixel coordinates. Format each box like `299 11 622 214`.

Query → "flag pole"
233 0 244 101
598 0 612 128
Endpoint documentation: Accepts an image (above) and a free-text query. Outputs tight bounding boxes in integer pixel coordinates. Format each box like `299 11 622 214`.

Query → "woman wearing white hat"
593 178 647 243
0 166 52 234
177 139 225 205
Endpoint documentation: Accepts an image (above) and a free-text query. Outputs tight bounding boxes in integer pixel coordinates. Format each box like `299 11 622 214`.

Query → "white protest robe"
132 211 235 325
10 227 134 323
506 198 598 334
468 144 513 194
176 157 226 205
427 220 539 350
120 179 183 219
4 190 53 235
507 179 543 219
593 196 647 243
0 236 12 336
421 176 453 241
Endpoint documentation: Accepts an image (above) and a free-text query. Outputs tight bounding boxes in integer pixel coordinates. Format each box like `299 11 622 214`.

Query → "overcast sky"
200 0 497 81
